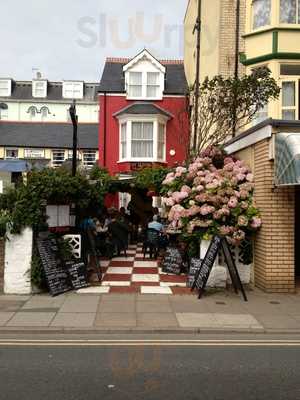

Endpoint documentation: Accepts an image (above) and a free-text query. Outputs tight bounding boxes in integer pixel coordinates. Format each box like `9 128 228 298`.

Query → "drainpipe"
193 0 202 153
103 92 107 167
232 0 241 138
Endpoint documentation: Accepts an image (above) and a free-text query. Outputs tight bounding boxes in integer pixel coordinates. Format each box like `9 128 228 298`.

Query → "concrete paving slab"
176 313 219 328
98 301 135 313
21 296 65 309
136 294 170 302
6 312 55 327
136 301 172 313
77 287 109 294
137 313 178 328
50 313 95 328
59 296 100 313
170 301 210 313
255 314 300 329
0 312 14 326
101 294 136 303
0 295 31 301
95 313 136 327
140 287 172 294
0 301 26 312
213 313 262 328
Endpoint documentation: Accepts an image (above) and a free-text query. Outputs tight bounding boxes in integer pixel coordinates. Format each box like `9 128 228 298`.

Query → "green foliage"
0 168 112 235
31 248 47 289
134 166 170 192
193 67 281 152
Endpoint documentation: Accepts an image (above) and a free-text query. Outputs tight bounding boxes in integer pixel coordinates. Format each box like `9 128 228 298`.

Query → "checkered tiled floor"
79 244 193 295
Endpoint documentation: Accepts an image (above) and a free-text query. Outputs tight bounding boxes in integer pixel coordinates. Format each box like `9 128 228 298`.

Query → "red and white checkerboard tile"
78 244 194 295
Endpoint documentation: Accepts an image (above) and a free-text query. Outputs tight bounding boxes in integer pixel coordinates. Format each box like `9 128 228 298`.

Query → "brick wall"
219 0 246 78
0 239 4 293
253 140 295 293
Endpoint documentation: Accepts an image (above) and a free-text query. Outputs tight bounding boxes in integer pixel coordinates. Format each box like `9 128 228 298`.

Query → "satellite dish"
0 103 8 110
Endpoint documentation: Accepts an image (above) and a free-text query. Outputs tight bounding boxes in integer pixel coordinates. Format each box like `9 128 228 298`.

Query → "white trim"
224 124 272 154
98 93 185 98
123 49 166 74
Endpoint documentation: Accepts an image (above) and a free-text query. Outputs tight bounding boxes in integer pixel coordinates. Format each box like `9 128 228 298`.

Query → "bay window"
280 0 300 24
252 0 271 29
118 118 167 162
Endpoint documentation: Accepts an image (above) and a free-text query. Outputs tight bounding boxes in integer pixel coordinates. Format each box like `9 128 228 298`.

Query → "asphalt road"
0 336 300 400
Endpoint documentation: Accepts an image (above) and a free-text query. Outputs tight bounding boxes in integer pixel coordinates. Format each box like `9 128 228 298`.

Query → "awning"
0 160 30 173
275 132 300 186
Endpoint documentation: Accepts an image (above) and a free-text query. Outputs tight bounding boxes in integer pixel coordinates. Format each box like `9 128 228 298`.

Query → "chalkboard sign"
162 247 183 275
187 258 202 288
220 239 247 302
192 235 248 302
65 261 88 290
37 237 72 297
192 236 222 293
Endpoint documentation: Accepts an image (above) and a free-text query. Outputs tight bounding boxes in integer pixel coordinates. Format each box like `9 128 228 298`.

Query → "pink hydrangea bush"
161 146 261 246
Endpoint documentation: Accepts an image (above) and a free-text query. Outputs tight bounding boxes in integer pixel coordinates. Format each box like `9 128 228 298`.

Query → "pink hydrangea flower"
181 185 192 194
251 217 262 229
238 215 248 227
228 196 238 208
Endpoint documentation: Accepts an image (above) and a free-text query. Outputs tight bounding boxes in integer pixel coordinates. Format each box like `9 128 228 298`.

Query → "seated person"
148 215 164 233
107 213 129 256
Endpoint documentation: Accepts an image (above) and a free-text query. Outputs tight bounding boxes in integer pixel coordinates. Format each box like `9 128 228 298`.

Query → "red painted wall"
99 94 190 175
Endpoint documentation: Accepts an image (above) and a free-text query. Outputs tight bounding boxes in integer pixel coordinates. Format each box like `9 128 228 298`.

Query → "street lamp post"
69 100 78 177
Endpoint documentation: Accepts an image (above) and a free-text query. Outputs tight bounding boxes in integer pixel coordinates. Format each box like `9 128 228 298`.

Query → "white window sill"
118 159 166 164
126 96 163 101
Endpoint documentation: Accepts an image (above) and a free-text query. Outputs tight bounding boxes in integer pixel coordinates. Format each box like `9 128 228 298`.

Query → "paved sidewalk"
0 288 300 333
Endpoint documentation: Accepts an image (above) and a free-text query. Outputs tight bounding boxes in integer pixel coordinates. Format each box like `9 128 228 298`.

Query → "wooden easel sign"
191 235 248 302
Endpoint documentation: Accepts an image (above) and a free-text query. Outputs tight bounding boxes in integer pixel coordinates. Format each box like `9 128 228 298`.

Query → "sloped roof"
99 58 188 95
0 122 98 149
113 102 173 118
0 82 99 102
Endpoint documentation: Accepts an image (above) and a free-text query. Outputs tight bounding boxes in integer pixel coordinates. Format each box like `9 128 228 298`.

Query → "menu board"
37 237 72 297
162 247 183 275
65 261 88 290
187 258 202 288
192 236 222 293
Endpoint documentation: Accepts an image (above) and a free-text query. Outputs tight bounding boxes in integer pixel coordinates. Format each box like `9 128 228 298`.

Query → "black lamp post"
69 100 78 177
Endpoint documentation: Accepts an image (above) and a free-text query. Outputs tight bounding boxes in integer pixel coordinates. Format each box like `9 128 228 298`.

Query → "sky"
0 0 188 82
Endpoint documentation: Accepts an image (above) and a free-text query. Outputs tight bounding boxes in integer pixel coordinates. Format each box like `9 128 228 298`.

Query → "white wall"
1 101 99 123
4 228 33 294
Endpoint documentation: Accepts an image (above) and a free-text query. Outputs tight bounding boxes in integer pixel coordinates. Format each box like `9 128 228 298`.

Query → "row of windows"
0 79 85 99
4 149 97 168
253 0 300 29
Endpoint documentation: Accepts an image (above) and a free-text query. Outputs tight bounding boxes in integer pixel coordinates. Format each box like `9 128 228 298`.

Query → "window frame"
62 81 84 99
126 71 163 100
118 115 167 163
32 80 47 98
280 78 299 120
251 0 272 30
5 148 19 159
0 79 12 97
279 0 300 25
51 149 66 167
82 150 97 169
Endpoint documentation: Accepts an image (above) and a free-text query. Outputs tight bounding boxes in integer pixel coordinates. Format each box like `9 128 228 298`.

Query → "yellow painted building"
184 0 300 292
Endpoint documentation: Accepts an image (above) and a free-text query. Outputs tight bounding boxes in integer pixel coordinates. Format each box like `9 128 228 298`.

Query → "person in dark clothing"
107 214 129 256
80 215 102 281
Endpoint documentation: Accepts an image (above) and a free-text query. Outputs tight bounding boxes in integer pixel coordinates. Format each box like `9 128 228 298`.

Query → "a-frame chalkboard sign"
191 235 248 302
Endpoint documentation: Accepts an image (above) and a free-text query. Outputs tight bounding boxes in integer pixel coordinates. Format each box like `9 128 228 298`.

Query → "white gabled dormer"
123 49 165 100
0 79 12 97
32 79 48 98
62 81 84 99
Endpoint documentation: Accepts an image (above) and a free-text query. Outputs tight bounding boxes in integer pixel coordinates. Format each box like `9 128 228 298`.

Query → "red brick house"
98 49 190 178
